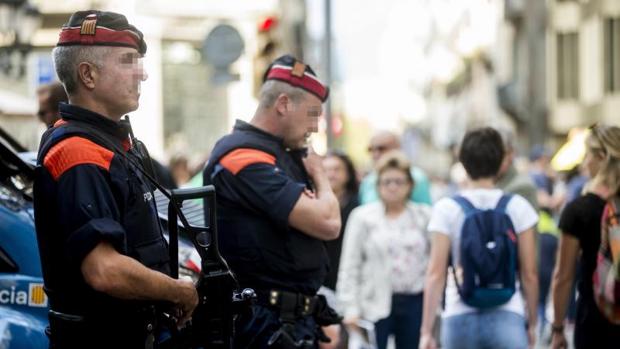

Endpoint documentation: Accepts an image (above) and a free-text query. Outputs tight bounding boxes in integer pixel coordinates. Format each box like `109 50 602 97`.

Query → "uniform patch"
44 136 114 180
220 148 276 175
80 14 98 35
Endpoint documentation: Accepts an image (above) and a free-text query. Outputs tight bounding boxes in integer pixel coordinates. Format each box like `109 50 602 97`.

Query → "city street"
2 0 620 348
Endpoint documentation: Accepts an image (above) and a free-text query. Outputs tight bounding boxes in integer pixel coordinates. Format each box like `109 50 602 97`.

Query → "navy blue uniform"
203 120 330 348
34 104 171 348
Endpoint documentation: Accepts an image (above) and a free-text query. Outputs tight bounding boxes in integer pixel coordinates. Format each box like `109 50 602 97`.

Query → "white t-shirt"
427 188 538 318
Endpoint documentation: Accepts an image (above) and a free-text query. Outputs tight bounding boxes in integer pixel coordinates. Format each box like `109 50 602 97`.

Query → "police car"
0 128 48 348
0 128 200 348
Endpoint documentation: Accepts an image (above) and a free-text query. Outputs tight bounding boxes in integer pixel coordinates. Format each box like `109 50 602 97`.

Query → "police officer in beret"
203 55 342 348
34 10 198 348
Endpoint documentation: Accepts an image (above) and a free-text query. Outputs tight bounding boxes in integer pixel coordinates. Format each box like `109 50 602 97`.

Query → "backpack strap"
495 194 514 213
452 195 477 216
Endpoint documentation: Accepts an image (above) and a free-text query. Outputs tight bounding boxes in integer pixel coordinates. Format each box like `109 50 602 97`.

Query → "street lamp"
0 0 41 78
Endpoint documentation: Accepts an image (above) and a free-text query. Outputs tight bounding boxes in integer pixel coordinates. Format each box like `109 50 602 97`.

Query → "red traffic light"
258 17 277 32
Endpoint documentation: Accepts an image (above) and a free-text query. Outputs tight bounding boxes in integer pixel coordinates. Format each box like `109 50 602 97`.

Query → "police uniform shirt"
206 120 328 295
34 103 170 318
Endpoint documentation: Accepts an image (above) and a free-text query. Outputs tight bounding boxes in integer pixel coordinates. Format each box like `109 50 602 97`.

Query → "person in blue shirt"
359 131 432 205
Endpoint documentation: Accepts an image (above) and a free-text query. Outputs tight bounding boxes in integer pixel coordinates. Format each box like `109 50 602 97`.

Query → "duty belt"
256 289 319 317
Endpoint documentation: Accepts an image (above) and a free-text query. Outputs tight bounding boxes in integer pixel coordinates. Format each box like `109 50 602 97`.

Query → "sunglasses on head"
588 122 609 155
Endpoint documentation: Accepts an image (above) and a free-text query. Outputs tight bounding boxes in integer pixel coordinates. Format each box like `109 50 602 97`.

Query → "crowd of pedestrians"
30 12 619 346
316 125 620 349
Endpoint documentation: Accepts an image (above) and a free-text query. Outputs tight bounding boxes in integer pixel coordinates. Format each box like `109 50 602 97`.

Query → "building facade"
547 0 620 133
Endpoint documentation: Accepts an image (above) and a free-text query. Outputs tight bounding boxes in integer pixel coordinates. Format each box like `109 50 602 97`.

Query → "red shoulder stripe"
219 148 276 175
43 136 114 181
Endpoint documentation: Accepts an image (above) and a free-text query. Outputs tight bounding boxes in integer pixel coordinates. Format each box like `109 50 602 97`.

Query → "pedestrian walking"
359 131 432 205
338 150 431 349
551 124 620 349
419 127 539 349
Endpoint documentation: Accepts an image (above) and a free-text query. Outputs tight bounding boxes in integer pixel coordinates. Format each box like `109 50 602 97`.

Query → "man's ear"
77 62 98 90
274 93 290 115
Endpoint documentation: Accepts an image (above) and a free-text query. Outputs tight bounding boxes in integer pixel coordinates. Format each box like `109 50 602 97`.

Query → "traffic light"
253 16 279 97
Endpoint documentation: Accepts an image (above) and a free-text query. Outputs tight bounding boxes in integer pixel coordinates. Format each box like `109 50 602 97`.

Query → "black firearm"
166 186 255 348
44 118 255 347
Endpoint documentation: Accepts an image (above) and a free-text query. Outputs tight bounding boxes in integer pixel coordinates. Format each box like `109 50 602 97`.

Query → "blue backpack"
451 194 518 308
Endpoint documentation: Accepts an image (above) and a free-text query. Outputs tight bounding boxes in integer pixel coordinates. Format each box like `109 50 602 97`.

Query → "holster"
256 290 342 349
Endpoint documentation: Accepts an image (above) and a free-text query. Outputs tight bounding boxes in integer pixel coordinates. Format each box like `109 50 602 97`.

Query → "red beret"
57 10 146 55
263 55 329 102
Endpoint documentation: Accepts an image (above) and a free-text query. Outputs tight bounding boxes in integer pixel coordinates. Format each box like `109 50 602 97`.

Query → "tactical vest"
203 124 328 295
34 120 170 347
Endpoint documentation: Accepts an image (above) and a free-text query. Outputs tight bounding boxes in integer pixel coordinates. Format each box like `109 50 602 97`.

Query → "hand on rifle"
174 279 199 328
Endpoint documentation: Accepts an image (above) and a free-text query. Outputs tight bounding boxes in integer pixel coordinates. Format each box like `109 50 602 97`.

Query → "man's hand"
290 148 341 240
302 148 326 180
173 279 199 328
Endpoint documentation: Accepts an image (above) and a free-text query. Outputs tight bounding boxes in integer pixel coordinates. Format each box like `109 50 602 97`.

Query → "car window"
0 246 18 273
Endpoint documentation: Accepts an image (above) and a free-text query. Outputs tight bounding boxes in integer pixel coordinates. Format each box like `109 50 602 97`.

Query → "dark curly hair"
325 150 359 196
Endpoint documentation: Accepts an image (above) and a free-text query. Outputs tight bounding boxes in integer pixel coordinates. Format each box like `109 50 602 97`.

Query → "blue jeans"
374 293 423 349
441 310 528 349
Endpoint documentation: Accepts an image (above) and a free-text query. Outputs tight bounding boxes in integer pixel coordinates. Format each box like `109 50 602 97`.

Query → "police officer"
203 55 342 348
33 10 198 348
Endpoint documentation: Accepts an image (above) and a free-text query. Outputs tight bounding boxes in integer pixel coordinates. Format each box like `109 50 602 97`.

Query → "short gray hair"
52 46 110 94
258 80 306 109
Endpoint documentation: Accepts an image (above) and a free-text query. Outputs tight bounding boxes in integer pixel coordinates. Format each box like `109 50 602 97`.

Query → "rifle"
45 117 255 347
166 185 255 348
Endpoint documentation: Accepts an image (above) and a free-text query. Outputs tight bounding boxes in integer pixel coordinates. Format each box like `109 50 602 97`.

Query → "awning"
551 128 588 172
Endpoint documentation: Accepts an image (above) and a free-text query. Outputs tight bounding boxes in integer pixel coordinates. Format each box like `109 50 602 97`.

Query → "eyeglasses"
368 145 389 153
378 178 409 187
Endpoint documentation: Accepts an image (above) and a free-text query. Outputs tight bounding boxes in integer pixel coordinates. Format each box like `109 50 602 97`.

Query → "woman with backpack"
419 127 539 349
338 150 432 349
551 124 620 349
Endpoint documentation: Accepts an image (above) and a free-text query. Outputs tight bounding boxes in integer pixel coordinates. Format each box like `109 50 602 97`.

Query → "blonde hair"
588 124 620 195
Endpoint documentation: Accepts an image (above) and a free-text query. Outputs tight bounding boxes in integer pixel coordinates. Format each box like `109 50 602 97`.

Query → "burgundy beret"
263 55 329 102
57 10 146 55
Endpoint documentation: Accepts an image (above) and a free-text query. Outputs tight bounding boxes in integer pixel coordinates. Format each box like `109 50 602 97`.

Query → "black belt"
255 289 319 317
